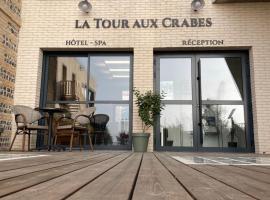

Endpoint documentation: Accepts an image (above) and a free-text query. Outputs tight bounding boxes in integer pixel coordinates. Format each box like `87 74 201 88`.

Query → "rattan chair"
54 107 95 151
90 114 110 145
9 105 48 151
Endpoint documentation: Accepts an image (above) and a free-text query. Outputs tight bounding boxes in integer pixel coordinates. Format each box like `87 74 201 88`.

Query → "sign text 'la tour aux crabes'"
66 17 224 46
75 18 213 29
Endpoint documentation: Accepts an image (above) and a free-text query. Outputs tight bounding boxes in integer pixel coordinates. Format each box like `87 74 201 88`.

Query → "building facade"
0 0 21 149
10 0 270 153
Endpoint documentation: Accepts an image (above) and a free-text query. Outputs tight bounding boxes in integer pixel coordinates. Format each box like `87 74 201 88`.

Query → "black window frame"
154 51 254 153
39 51 133 150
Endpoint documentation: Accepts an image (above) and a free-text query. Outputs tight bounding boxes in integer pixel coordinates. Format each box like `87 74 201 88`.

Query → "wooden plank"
192 164 270 199
0 154 69 172
0 152 106 172
0 153 120 198
132 153 192 200
1 153 131 200
155 153 255 200
0 153 108 181
212 165 270 184
235 165 270 175
67 153 142 200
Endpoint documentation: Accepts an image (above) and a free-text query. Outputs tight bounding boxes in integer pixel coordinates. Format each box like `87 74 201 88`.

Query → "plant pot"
228 142 237 148
132 133 150 152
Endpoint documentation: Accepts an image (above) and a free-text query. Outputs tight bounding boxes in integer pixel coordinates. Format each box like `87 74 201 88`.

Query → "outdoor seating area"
0 151 269 199
9 105 99 152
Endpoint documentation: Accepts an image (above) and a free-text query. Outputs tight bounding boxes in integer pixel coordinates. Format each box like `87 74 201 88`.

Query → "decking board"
0 153 120 198
0 153 107 181
1 153 131 200
0 152 269 200
192 164 270 199
67 153 142 200
132 153 193 200
0 154 69 172
155 153 255 200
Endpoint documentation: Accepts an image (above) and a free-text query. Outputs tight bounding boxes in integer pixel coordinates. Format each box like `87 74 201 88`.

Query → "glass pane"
160 58 192 100
90 56 130 101
201 105 246 148
46 56 88 101
200 58 243 101
160 105 193 147
93 104 129 146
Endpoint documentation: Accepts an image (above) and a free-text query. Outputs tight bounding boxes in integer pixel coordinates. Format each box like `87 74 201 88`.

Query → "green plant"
134 89 165 133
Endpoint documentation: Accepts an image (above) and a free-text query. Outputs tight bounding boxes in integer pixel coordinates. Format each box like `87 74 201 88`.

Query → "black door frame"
154 51 254 152
38 51 133 150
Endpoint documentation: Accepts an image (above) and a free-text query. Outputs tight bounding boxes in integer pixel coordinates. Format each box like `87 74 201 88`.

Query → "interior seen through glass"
46 56 131 147
159 56 247 149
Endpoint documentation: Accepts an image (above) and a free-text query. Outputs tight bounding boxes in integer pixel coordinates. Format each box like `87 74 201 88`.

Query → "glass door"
156 56 196 150
155 53 253 152
197 56 249 150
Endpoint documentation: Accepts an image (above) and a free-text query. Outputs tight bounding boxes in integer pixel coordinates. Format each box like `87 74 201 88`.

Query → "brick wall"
13 0 270 153
0 0 21 150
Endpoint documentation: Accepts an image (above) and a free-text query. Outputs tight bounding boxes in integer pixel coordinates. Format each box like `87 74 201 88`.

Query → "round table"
35 107 68 151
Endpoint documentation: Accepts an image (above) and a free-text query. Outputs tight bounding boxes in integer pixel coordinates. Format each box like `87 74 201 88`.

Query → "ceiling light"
109 69 130 72
105 61 130 64
191 0 205 12
78 0 92 13
112 75 129 78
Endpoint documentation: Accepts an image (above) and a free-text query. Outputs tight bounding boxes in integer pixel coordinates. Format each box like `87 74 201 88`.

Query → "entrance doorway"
155 52 253 152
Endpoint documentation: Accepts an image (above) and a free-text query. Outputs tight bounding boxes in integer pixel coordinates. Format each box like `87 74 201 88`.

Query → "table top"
35 107 68 114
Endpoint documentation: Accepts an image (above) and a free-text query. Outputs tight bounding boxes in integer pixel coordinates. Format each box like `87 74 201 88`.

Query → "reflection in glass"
90 56 130 101
160 58 192 100
160 105 193 147
201 105 246 148
47 56 88 102
200 58 243 101
93 104 129 146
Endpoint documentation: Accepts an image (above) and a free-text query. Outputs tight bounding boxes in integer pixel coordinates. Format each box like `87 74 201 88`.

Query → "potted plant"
132 89 165 152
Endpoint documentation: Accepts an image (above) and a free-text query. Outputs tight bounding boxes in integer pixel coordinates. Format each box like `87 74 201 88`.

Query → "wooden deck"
0 151 269 200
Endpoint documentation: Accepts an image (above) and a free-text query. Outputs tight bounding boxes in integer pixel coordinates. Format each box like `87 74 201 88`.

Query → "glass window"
89 56 130 101
46 56 88 102
160 105 193 147
201 105 246 148
93 104 129 146
160 58 192 100
44 54 131 149
200 58 243 101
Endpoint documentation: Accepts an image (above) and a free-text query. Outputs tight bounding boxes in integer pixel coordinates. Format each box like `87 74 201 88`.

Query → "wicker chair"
90 114 110 145
54 107 95 151
9 105 48 151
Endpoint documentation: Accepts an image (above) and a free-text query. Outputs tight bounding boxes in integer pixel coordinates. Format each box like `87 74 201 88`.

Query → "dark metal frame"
39 51 133 150
154 52 254 152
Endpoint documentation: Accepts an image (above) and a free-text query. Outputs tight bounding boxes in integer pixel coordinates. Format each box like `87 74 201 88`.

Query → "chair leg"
69 133 74 152
28 133 31 151
22 133 26 152
9 132 18 151
88 133 94 151
79 135 82 151
54 135 58 145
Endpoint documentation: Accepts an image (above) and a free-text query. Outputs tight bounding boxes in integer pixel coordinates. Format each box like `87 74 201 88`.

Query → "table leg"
48 114 53 151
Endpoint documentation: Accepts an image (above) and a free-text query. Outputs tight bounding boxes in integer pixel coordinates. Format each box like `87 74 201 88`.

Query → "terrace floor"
0 151 270 200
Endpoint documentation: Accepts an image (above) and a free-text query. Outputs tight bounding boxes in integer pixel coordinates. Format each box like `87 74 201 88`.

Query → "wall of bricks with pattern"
0 0 21 149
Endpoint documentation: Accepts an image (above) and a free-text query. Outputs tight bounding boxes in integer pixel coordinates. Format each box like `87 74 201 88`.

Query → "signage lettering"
182 39 224 46
66 39 107 46
75 18 213 29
